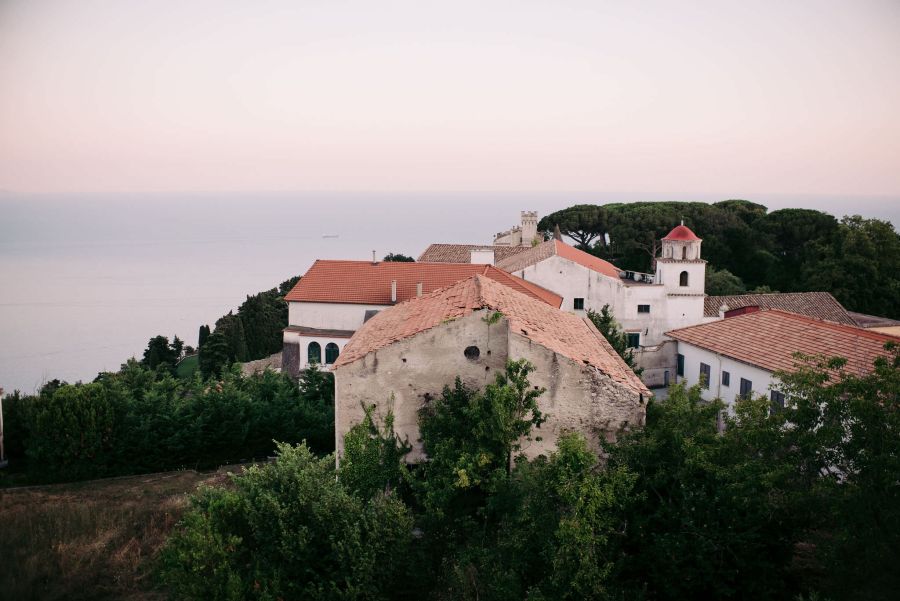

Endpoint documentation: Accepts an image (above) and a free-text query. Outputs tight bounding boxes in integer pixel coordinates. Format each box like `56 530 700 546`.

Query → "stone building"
332 274 650 462
281 260 561 377
493 210 541 247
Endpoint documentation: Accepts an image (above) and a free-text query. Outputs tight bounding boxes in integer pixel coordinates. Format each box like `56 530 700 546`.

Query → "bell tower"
656 221 705 295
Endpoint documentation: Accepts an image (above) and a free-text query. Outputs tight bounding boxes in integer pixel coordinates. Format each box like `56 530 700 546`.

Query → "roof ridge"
764 309 899 342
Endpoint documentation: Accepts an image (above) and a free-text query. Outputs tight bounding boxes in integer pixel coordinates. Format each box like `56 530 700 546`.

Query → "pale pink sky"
1 0 899 196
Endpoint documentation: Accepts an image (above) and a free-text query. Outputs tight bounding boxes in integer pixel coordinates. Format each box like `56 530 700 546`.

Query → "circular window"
464 346 480 361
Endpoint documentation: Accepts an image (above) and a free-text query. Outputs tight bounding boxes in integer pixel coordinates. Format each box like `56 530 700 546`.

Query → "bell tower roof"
663 223 701 241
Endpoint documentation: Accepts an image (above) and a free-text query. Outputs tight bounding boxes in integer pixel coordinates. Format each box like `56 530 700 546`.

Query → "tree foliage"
160 443 416 601
4 363 335 483
542 201 900 317
383 253 415 262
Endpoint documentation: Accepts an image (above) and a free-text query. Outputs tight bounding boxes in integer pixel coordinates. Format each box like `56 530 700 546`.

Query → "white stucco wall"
282 330 351 371
675 341 782 409
288 301 388 330
514 255 705 347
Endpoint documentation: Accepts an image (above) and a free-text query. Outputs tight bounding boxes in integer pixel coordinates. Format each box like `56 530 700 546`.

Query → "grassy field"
175 354 199 379
0 466 236 600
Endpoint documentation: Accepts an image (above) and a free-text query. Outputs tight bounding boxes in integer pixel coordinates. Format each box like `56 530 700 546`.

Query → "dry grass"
0 467 237 601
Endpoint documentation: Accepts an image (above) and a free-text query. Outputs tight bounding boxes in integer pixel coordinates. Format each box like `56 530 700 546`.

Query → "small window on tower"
679 271 689 287
682 246 687 260
573 298 585 310
637 304 650 313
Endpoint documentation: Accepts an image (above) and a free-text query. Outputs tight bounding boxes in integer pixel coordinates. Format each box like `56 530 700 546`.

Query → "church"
419 212 716 386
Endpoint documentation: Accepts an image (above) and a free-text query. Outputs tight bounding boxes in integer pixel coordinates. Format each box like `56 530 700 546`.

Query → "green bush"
160 442 415 601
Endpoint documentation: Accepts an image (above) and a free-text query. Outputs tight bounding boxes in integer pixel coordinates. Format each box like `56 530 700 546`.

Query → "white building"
666 308 897 410
489 224 713 386
281 260 561 377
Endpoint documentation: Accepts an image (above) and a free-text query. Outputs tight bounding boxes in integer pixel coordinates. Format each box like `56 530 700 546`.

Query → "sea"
1 191 897 394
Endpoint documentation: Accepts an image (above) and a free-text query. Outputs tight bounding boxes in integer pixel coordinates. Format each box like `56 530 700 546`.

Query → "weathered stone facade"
335 308 647 462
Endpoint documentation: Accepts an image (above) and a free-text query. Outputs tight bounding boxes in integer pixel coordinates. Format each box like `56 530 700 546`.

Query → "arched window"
682 246 687 260
679 271 689 287
325 342 340 364
307 341 321 364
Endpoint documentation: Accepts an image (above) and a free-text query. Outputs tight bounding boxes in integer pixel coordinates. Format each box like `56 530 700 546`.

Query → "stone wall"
334 310 510 462
507 332 646 458
334 311 646 463
633 339 678 389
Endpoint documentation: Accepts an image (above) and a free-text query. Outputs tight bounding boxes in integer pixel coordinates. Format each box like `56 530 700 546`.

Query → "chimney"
391 280 397 303
718 304 729 319
416 282 423 297
470 248 495 265
553 224 562 241
372 250 377 264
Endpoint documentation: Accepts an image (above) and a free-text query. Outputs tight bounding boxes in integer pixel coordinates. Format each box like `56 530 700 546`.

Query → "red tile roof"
667 309 897 377
704 292 855 325
663 224 701 241
333 275 649 395
285 260 562 308
417 244 534 263
495 239 621 279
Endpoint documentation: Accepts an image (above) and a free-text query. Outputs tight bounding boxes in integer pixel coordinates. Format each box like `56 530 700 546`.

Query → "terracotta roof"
495 240 621 279
417 244 534 263
663 224 701 241
667 309 897 377
285 260 562 308
334 275 649 395
848 311 900 329
704 292 855 325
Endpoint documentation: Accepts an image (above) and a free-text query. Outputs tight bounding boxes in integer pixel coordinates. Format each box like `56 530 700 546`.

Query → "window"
464 345 480 360
722 370 730 387
637 304 650 313
739 378 753 398
682 246 687 260
699 362 711 389
573 298 585 310
770 390 785 413
679 271 689 287
664 370 670 386
626 333 640 348
325 342 340 364
677 353 685 377
307 341 321 364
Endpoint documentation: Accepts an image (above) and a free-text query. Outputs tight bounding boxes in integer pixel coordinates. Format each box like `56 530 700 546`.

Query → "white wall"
675 341 782 409
514 255 705 346
288 301 388 330
283 330 351 370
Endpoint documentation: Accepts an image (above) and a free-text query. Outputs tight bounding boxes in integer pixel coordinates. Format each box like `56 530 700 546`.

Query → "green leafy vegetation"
1 363 334 485
383 252 416 262
160 348 899 600
197 275 301 379
539 201 900 318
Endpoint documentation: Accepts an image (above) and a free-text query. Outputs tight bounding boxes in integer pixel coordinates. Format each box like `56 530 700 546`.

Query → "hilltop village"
279 211 899 455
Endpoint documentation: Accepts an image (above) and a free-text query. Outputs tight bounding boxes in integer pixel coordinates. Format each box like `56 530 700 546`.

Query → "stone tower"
521 211 538 246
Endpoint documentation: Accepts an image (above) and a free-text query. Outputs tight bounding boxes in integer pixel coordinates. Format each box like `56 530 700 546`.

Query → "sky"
1 0 899 198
